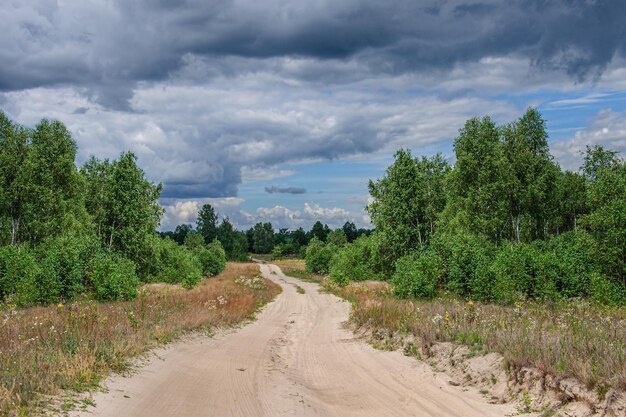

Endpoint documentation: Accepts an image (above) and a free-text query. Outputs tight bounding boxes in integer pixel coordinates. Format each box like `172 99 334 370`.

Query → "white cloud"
160 199 368 231
551 109 626 171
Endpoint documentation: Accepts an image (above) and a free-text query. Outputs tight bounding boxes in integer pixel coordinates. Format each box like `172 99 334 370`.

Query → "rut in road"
73 264 523 417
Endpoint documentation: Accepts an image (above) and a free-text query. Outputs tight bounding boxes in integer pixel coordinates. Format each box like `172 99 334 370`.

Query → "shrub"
271 244 284 260
88 252 140 301
0 245 40 305
542 231 597 297
34 233 100 303
491 243 563 303
329 235 383 284
305 237 336 274
195 239 227 277
183 231 205 249
589 272 626 306
392 250 442 298
150 237 202 288
432 232 495 300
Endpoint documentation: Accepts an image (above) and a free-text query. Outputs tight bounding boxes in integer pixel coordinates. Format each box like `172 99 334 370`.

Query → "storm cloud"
2 0 626 106
2 0 626 227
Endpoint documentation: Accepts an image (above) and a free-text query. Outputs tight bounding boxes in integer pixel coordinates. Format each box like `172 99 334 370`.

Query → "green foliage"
491 243 565 303
196 204 218 244
81 152 162 278
326 229 348 246
216 218 248 260
150 237 202 288
329 234 383 284
309 221 330 242
228 231 250 261
0 245 40 305
589 272 626 306
252 222 274 254
392 250 442 299
501 108 559 242
368 150 450 272
183 231 205 249
195 239 227 277
34 233 100 303
88 252 140 301
443 116 509 241
305 237 335 274
542 231 597 297
432 232 495 300
582 156 625 283
172 224 194 245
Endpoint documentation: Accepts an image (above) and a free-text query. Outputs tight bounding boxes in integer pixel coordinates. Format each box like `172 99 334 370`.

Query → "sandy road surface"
74 264 520 417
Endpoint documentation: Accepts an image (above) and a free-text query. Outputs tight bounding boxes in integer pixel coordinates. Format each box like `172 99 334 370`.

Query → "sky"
2 0 626 231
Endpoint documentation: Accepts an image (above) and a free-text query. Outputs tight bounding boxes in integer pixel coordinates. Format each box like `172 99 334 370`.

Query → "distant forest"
161 209 371 261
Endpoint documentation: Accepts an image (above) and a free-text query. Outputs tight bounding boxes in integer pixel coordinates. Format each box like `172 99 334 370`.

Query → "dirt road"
74 264 520 417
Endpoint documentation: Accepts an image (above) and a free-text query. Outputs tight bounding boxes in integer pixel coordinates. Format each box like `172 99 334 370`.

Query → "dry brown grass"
324 279 626 393
0 263 280 416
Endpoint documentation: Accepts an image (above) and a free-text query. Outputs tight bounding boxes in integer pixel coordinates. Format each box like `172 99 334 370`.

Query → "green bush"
305 237 335 274
88 252 140 301
34 233 100 303
491 243 562 303
432 232 495 300
304 237 337 274
392 250 442 298
329 235 383 284
589 273 626 306
542 231 597 297
150 237 202 288
0 245 40 305
195 239 227 277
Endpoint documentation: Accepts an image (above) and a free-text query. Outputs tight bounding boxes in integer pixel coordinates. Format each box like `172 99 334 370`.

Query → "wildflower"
57 303 64 309
445 311 450 325
468 300 474 306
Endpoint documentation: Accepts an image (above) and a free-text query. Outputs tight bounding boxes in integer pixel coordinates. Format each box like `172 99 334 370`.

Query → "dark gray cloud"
2 0 626 109
72 107 89 114
264 186 307 194
3 0 625 205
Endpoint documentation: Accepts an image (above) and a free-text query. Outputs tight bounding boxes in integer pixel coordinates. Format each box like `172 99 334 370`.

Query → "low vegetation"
284 260 626 394
0 263 280 416
328 280 626 393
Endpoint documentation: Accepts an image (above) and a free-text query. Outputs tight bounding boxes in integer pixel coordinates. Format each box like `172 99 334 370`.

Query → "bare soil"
73 264 526 417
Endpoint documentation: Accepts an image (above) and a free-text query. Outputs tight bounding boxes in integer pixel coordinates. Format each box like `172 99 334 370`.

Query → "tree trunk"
512 215 520 244
10 217 20 246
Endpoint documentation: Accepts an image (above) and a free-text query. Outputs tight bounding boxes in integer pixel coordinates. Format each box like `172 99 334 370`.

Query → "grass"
273 260 324 283
279 261 626 393
0 263 280 416
328 280 626 392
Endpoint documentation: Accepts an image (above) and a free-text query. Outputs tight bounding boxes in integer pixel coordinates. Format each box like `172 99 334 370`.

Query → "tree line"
307 108 625 306
0 111 226 305
162 206 371 260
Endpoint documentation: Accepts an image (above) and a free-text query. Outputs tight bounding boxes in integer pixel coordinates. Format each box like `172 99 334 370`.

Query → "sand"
73 263 520 417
